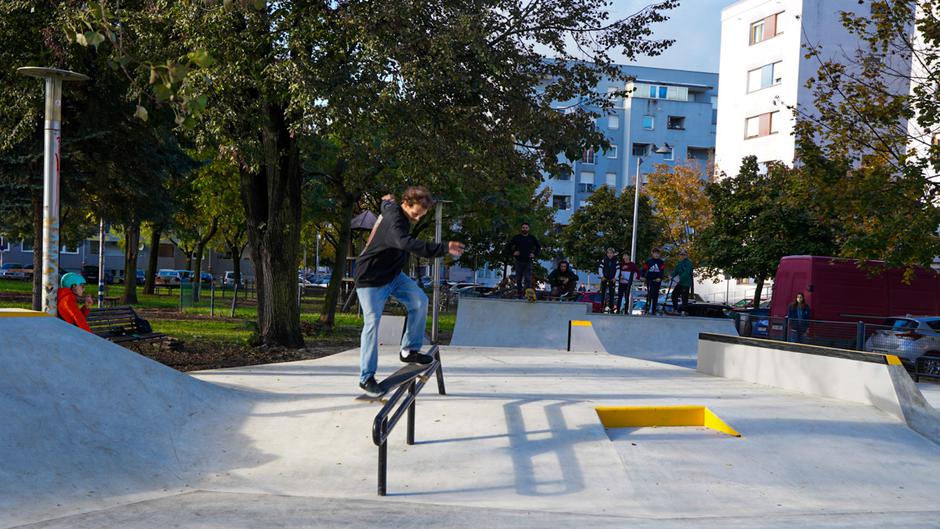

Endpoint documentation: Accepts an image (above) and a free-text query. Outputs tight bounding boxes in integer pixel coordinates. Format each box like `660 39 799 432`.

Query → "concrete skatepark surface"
4 309 940 528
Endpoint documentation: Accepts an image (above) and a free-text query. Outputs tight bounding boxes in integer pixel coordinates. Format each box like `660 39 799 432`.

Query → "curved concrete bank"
698 333 940 444
452 298 736 366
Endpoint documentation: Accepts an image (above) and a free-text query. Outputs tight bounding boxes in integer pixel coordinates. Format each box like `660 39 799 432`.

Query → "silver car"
865 316 940 366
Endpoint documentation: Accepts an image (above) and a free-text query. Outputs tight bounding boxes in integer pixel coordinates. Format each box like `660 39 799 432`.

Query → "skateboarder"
669 249 694 314
641 248 666 315
598 248 618 313
548 260 578 299
57 272 94 333
505 222 541 298
616 254 639 314
355 187 465 397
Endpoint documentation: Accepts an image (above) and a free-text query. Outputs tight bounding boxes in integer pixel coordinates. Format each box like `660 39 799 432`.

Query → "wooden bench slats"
87 306 167 346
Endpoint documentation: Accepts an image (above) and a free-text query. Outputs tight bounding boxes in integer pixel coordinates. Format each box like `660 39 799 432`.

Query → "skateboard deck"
524 288 537 303
356 362 429 402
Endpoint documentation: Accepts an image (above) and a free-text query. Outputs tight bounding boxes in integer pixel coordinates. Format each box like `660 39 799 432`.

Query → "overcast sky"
567 0 730 73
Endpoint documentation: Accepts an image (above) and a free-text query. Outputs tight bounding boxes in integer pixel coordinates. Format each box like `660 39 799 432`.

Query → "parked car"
200 272 214 284
455 285 494 298
81 265 116 285
0 263 26 280
732 298 770 310
574 291 604 313
176 270 194 282
864 316 940 367
113 269 145 284
315 274 331 287
156 269 183 286
736 308 770 337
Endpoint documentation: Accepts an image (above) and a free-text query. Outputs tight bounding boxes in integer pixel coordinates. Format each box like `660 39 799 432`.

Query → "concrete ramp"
451 298 590 349
567 320 605 353
698 333 940 445
453 298 736 366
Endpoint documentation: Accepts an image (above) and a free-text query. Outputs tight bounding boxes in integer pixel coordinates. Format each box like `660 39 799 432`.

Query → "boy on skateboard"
355 187 465 398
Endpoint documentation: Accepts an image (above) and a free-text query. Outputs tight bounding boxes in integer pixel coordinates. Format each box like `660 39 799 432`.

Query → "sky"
576 0 730 73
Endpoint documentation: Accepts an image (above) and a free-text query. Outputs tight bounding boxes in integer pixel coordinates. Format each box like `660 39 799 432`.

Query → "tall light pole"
628 143 670 314
17 67 89 315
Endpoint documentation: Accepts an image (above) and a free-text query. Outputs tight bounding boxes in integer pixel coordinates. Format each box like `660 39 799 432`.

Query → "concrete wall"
697 334 904 419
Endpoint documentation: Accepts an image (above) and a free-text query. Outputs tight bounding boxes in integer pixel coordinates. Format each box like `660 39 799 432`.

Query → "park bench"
87 306 168 347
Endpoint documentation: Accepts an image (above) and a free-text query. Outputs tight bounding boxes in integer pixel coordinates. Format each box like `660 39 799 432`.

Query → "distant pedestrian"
548 260 579 299
599 248 618 313
578 283 586 293
670 250 694 314
787 292 811 343
616 255 639 314
641 248 666 315
505 222 541 298
57 272 93 333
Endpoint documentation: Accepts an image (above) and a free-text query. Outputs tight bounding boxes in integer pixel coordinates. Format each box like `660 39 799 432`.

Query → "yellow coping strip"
885 355 903 366
570 320 592 327
595 405 741 437
0 309 49 318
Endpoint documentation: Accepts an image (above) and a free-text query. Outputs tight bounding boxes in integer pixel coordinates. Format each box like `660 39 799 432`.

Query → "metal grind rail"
372 345 446 496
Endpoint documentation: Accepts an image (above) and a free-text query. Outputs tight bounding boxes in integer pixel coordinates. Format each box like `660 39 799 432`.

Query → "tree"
792 0 940 268
696 157 836 306
644 161 712 263
558 186 662 273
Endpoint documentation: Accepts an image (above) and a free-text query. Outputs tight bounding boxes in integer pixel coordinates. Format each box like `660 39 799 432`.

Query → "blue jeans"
357 273 428 383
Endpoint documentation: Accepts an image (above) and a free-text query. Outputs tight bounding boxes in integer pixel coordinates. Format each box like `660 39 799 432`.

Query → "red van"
770 256 940 324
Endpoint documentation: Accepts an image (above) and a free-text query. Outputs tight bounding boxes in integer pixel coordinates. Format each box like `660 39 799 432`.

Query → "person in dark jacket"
355 187 465 397
598 248 619 313
505 222 541 298
548 260 579 299
787 292 811 343
641 248 666 315
616 255 639 314
669 249 694 314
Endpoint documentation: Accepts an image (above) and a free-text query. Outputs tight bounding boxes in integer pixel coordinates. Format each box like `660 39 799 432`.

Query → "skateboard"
356 362 430 403
524 288 537 303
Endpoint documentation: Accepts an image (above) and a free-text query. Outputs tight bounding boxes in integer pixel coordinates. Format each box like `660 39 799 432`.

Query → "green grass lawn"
0 280 457 346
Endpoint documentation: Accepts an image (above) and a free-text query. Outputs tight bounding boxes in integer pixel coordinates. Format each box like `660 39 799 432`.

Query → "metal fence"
737 314 898 353
178 280 256 316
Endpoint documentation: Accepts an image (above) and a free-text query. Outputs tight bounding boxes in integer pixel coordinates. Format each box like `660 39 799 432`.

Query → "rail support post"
856 321 865 351
407 380 416 445
378 418 388 496
435 351 446 395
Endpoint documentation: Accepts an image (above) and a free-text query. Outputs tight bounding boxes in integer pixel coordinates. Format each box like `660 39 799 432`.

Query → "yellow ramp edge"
570 320 592 327
0 309 49 318
595 405 741 437
885 355 903 366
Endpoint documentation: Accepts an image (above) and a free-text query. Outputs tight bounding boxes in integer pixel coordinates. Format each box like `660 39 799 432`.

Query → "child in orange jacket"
57 272 93 333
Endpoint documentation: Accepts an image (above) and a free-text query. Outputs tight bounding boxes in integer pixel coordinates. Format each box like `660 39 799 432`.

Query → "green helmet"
60 272 86 289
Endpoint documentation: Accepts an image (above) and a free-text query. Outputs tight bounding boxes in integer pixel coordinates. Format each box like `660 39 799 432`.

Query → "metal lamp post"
17 67 89 315
628 143 671 313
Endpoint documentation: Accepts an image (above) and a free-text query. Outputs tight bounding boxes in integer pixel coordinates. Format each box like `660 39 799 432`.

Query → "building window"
661 146 674 161
605 172 617 187
21 241 33 252
577 183 596 194
747 61 782 92
557 166 572 181
606 145 618 159
667 116 686 130
745 111 780 139
579 171 595 184
642 115 654 130
60 244 79 254
582 148 595 164
608 116 620 130
552 195 572 210
736 277 751 285
750 12 781 45
632 143 650 156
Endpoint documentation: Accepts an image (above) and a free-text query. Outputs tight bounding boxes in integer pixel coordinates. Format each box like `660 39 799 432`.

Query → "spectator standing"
641 248 666 315
505 222 541 298
598 248 619 313
787 292 811 343
616 255 639 314
670 250 694 314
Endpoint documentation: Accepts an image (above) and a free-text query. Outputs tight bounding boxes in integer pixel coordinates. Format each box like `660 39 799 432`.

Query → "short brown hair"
402 186 434 210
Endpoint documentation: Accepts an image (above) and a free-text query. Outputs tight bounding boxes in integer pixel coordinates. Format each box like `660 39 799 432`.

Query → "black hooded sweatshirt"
354 200 446 288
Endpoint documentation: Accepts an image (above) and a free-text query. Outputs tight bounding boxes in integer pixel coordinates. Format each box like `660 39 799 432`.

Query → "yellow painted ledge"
570 320 592 327
0 309 49 318
595 405 741 437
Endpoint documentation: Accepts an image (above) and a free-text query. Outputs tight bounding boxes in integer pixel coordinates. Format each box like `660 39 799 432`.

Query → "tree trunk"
319 195 354 329
752 277 764 309
144 224 162 295
192 218 219 302
123 222 140 304
239 103 303 348
31 189 42 311
230 244 243 287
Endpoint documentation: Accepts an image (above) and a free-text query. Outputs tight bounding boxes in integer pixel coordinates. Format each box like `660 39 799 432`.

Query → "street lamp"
17 67 89 315
629 143 671 263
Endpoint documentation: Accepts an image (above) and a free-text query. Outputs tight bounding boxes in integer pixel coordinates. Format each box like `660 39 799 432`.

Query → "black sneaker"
359 376 386 398
400 349 433 365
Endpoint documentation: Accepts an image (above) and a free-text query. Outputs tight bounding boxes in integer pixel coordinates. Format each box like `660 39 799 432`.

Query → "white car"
865 316 940 367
